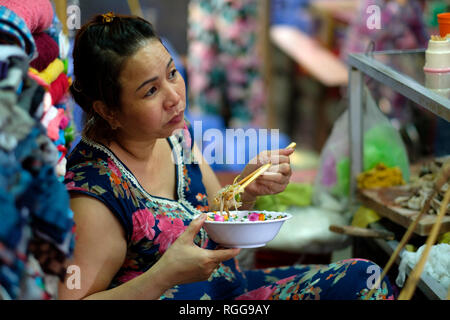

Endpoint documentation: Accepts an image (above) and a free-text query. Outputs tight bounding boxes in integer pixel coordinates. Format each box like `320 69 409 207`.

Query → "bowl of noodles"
202 210 292 248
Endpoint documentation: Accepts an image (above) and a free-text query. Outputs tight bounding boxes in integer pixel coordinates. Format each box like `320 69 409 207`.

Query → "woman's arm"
58 195 170 300
58 194 240 300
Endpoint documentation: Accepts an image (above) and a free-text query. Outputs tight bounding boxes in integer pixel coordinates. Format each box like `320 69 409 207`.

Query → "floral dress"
64 125 394 300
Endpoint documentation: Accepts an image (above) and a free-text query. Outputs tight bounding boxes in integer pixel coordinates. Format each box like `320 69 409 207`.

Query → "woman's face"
115 39 186 141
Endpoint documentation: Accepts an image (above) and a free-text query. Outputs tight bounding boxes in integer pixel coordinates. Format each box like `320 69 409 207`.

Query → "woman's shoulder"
64 138 130 197
64 138 137 243
66 138 107 168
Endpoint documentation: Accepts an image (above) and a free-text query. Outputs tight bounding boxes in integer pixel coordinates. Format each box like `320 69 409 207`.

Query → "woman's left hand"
238 148 294 205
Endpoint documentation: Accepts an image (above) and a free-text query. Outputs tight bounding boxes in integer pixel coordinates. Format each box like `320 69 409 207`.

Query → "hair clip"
102 12 115 23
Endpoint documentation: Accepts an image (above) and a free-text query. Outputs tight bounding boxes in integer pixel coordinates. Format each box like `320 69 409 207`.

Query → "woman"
60 13 394 300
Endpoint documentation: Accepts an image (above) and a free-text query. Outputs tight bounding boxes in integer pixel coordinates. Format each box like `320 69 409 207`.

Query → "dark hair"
70 13 160 141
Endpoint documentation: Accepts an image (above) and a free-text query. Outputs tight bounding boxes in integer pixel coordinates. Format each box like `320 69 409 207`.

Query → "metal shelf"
347 49 450 199
348 50 450 121
347 49 450 300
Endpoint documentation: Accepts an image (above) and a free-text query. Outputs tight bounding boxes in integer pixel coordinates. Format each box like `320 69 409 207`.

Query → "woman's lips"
168 112 184 125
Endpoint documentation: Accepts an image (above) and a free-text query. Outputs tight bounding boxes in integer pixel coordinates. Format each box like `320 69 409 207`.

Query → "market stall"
345 44 450 299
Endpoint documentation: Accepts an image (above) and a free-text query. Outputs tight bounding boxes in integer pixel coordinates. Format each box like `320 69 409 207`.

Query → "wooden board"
358 188 450 236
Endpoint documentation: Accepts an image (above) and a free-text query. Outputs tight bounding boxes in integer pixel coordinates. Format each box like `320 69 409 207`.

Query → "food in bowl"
212 183 243 215
212 164 272 216
202 210 291 248
207 211 286 222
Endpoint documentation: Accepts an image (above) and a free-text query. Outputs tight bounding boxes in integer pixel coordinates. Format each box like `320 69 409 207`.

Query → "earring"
73 80 82 92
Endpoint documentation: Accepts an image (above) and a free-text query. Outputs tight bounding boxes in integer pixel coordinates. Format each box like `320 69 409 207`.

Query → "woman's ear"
92 100 120 130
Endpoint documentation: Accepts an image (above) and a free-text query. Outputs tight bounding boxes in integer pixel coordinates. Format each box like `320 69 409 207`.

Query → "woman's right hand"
153 213 241 288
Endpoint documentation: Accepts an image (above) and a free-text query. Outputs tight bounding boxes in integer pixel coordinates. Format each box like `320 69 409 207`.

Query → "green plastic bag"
314 86 410 202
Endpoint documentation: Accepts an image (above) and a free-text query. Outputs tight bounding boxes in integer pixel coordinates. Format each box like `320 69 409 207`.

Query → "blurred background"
65 0 449 172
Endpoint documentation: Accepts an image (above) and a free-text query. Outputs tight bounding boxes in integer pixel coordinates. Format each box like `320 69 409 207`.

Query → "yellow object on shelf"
404 244 416 252
438 231 450 244
357 163 405 189
351 206 381 228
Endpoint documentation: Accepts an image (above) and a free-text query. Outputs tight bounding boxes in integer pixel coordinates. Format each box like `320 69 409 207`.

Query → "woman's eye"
145 86 157 97
169 69 177 79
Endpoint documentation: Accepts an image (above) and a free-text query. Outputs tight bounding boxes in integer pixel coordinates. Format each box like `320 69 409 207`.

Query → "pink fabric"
276 275 296 285
132 209 156 243
235 286 276 300
0 0 54 33
59 115 69 129
154 215 187 253
41 106 64 141
46 107 65 141
107 158 122 179
116 271 144 283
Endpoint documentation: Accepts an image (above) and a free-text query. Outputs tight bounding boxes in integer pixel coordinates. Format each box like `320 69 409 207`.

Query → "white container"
425 71 450 98
423 38 450 71
202 211 292 248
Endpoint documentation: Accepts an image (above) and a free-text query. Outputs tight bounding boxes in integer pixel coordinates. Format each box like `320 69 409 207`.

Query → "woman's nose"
163 85 181 110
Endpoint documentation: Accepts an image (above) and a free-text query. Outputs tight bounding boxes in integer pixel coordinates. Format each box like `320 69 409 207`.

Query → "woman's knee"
340 258 394 300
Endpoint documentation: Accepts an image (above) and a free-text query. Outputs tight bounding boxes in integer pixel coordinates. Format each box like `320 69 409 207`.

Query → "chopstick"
286 142 296 150
237 163 271 192
398 187 450 299
329 225 395 240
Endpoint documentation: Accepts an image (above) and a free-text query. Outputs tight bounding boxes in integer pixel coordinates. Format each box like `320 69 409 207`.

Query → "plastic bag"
396 243 450 289
313 86 410 207
254 183 313 212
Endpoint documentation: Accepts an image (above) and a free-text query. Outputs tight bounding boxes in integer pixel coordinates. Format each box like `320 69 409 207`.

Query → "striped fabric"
0 5 35 60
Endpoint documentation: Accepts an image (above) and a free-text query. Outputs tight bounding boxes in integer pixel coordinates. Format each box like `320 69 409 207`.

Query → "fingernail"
199 213 207 220
195 213 206 220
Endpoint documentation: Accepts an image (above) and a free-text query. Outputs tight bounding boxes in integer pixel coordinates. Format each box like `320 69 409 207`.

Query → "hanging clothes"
29 32 59 72
0 5 36 60
187 0 266 128
0 0 54 35
0 4 75 300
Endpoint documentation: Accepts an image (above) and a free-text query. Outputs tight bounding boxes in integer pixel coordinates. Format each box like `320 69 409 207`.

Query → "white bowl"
202 210 292 248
